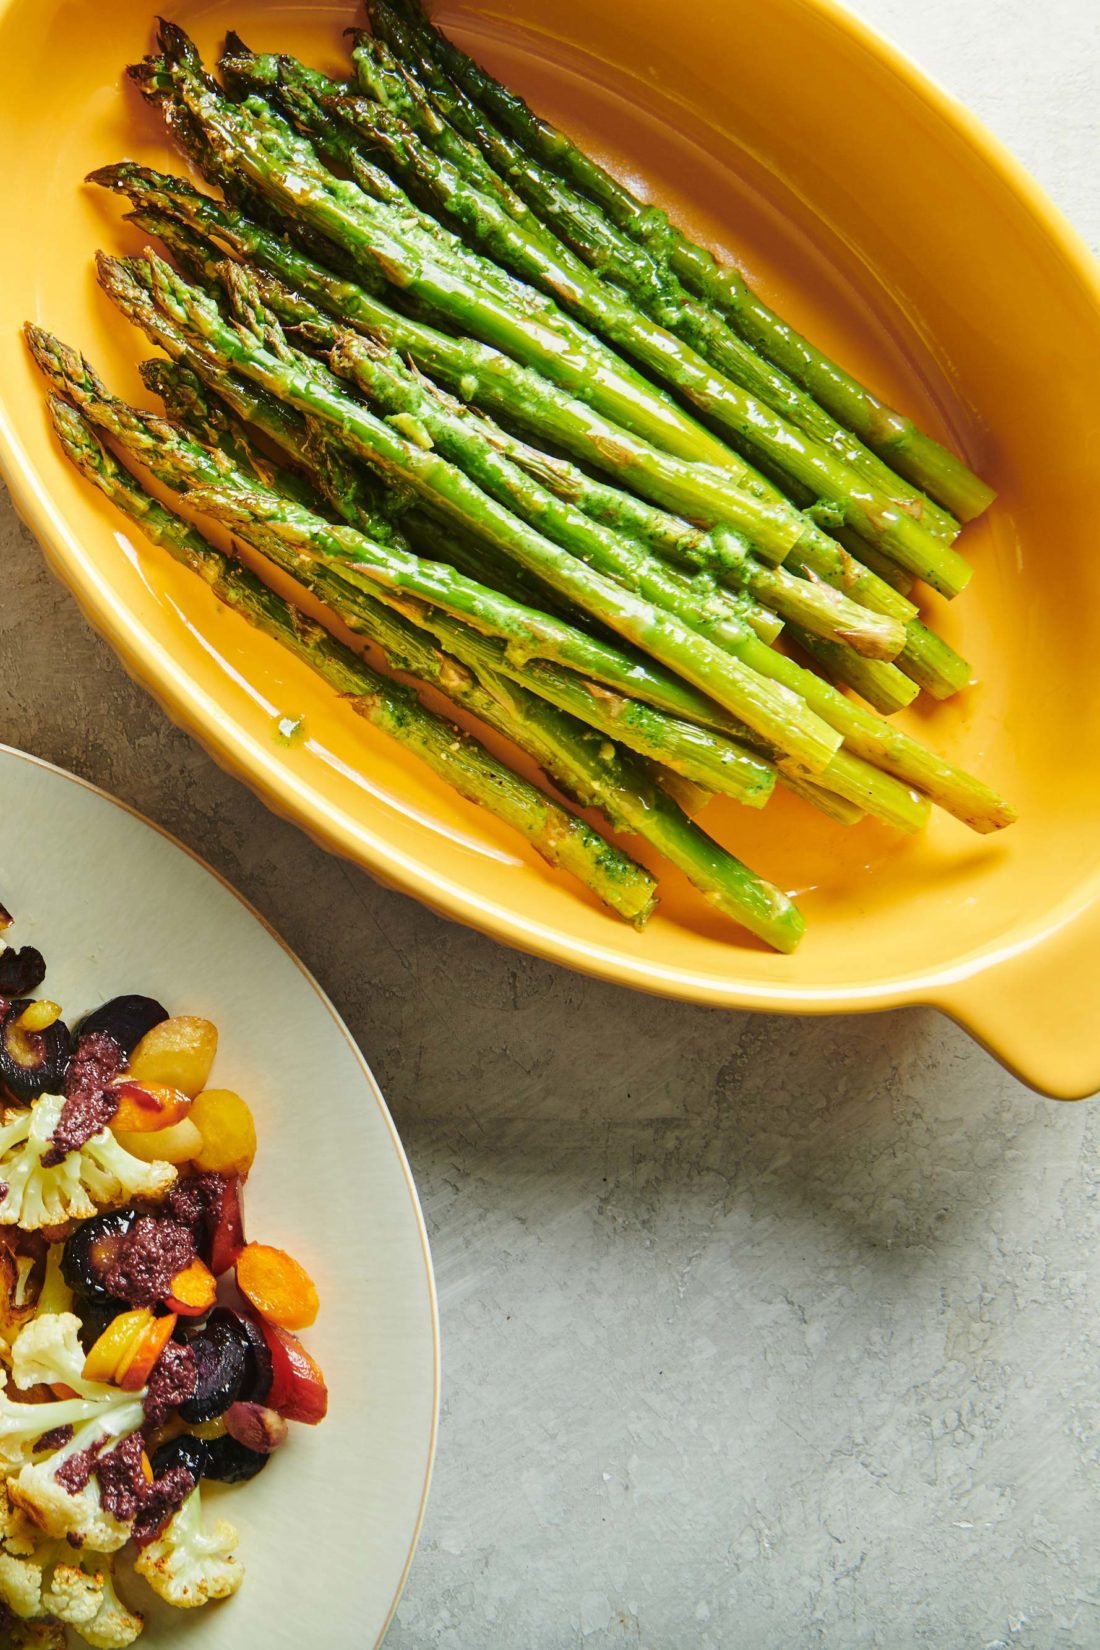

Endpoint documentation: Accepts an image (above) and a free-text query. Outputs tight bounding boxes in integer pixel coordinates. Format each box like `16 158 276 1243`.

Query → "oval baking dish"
0 0 1097 1098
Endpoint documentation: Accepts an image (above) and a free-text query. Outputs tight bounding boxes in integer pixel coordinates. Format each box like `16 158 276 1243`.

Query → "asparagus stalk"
147 354 781 812
329 89 971 597
35 306 819 799
99 255 1006 828
446 420 920 699
46 393 664 922
378 0 995 522
224 35 963 584
197 480 924 836
218 35 534 236
265 293 925 731
130 24 755 474
49 372 804 946
30 310 729 731
780 774 864 827
318 316 904 662
168 357 935 831
143 203 974 707
200 362 930 830
360 15 966 549
85 235 989 824
793 630 918 715
115 173 975 707
164 384 793 872
332 331 907 663
126 250 845 771
141 334 584 628
239 26 959 560
94 164 928 622
151 354 939 835
122 257 1003 823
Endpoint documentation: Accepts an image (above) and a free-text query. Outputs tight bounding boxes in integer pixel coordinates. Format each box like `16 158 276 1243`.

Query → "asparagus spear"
158 368 789 840
218 35 534 234
35 307 831 810
196 31 977 614
141 337 587 629
151 355 931 835
147 354 782 812
98 255 1007 828
236 27 960 562
111 174 973 707
197 480 922 836
85 235 991 821
331 330 906 662
122 194 969 709
217 25 962 593
152 355 934 832
121 256 1005 824
378 0 995 522
359 15 966 550
438 416 922 702
300 302 905 663
94 164 927 620
133 196 976 706
328 90 970 597
130 24 753 474
45 373 804 947
46 393 663 923
125 249 845 771
229 31 960 570
30 309 729 732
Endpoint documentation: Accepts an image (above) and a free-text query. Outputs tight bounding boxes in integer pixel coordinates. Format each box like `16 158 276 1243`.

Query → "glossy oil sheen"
0 0 1098 1097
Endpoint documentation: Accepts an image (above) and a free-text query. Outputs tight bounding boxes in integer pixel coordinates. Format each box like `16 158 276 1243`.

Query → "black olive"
151 1435 210 1485
74 996 169 1060
178 1309 249 1424
0 947 46 998
237 1313 274 1405
0 1002 71 1104
62 1209 137 1305
201 1434 270 1484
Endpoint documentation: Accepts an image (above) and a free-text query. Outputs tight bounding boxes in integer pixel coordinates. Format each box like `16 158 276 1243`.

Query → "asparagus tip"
23 325 99 401
85 163 127 190
222 28 252 57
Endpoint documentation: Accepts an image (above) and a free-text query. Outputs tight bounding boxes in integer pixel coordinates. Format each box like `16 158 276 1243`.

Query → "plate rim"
0 739 441 1650
1 0 1100 1033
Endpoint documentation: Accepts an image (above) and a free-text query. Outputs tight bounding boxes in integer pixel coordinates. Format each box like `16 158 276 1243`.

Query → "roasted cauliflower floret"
0 1482 143 1647
134 1485 243 1609
0 1361 147 1550
10 1311 118 1401
41 1554 143 1649
0 1094 176 1230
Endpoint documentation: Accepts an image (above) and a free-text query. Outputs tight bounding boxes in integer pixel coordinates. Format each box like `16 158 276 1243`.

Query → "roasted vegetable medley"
0 900 327 1649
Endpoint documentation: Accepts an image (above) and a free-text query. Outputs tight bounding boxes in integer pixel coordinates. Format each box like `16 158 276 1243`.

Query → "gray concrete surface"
2 1 1098 1645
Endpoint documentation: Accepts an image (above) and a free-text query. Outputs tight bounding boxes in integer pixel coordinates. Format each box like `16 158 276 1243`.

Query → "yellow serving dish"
1 0 1098 1098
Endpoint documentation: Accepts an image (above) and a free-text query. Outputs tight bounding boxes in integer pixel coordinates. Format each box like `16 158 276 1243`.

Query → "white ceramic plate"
0 744 438 1648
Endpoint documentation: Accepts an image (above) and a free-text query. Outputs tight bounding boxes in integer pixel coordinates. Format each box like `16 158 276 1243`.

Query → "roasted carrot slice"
190 1089 257 1177
236 1243 319 1331
165 1258 217 1317
119 1312 178 1391
83 1309 153 1385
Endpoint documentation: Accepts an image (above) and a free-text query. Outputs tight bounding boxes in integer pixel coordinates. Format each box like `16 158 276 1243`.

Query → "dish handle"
934 903 1100 1101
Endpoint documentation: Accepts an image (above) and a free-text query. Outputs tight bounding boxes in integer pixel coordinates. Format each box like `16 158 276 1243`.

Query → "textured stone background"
2 0 1098 1645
